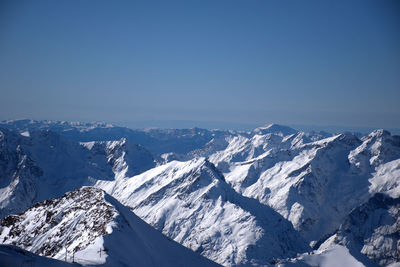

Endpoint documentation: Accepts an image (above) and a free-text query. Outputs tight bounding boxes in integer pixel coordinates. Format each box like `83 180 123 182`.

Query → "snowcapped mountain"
1 119 399 266
0 119 234 157
329 192 399 266
0 187 220 267
196 130 400 245
0 128 156 218
252 124 298 136
223 133 368 241
280 191 400 267
350 129 400 168
95 157 308 266
0 129 43 219
81 138 156 179
0 119 115 131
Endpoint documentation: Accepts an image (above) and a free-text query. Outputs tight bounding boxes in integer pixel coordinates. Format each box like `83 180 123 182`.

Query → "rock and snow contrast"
81 138 156 179
0 128 156 218
323 193 400 266
0 119 399 266
0 187 220 267
95 158 308 266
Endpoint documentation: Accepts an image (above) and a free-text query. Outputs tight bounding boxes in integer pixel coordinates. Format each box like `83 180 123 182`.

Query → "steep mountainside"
319 193 400 266
95 158 309 266
0 187 220 267
0 129 43 219
81 138 156 179
0 129 155 218
200 130 400 244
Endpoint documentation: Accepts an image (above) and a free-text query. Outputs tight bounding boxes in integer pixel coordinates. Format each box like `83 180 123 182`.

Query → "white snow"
95 158 308 266
279 245 365 267
20 131 30 137
0 187 220 267
369 158 400 198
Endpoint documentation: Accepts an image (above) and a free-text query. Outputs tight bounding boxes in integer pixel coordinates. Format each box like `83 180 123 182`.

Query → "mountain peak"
367 129 391 139
0 186 220 267
253 123 298 136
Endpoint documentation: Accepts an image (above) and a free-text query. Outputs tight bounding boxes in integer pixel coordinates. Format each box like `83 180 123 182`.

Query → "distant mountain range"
0 119 399 266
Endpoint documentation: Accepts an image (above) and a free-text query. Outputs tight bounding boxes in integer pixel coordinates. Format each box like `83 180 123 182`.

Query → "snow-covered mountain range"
0 119 399 266
95 158 308 266
0 127 156 218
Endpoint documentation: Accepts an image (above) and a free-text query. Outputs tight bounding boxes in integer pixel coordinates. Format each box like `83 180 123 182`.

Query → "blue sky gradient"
0 0 399 130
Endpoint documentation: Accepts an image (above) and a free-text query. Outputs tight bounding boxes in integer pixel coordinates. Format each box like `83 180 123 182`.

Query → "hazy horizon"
2 117 400 135
1 0 399 129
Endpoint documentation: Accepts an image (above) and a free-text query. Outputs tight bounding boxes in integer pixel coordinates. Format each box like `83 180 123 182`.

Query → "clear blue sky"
1 0 399 130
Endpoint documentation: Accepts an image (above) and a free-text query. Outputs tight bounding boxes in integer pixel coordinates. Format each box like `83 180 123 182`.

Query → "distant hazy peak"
252 123 298 136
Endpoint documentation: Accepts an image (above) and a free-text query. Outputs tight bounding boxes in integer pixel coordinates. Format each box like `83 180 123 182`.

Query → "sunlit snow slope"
95 158 308 266
0 187 220 267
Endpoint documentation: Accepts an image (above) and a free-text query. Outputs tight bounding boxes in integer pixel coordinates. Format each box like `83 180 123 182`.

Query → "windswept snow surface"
0 187 220 267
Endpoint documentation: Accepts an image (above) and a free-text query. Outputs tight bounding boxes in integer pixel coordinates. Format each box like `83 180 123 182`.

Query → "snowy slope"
95 158 309 266
0 129 43 219
279 169 400 267
0 187 221 267
204 130 400 244
369 159 400 198
81 138 156 179
0 245 80 267
0 129 156 218
319 193 400 266
278 244 366 267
